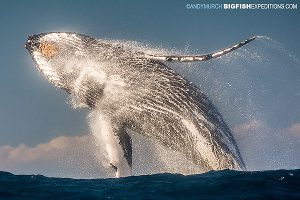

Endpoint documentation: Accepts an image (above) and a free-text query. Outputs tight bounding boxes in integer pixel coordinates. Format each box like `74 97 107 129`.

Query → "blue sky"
0 0 299 176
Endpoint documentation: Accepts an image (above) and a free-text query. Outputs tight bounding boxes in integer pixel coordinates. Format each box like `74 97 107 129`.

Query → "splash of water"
256 35 300 66
78 35 299 176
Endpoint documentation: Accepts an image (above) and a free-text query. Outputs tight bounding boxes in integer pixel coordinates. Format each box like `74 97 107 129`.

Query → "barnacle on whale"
39 42 58 59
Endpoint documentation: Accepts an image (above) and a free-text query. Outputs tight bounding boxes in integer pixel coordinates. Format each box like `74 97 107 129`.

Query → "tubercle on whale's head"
25 32 94 92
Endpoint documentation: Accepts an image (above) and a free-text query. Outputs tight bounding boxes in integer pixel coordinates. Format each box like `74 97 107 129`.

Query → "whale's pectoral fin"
144 36 256 62
89 112 132 177
115 125 132 169
108 124 132 177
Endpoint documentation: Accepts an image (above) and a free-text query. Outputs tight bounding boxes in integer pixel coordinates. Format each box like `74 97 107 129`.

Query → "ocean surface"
0 169 299 200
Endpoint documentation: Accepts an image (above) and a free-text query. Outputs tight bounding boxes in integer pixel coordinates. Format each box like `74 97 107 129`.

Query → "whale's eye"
39 42 58 59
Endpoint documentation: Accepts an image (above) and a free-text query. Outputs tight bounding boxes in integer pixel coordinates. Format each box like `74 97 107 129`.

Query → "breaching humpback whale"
25 32 255 177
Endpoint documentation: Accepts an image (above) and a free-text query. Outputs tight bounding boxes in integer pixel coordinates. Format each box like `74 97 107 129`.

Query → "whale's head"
25 32 100 93
25 32 126 108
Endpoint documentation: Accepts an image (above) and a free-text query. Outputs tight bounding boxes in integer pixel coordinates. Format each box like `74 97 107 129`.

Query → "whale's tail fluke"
145 36 256 62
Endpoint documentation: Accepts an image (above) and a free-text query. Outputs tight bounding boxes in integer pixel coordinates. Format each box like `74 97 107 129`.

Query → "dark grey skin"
26 32 254 177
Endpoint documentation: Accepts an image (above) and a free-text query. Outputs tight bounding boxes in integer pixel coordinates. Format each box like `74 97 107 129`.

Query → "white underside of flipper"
89 111 132 178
